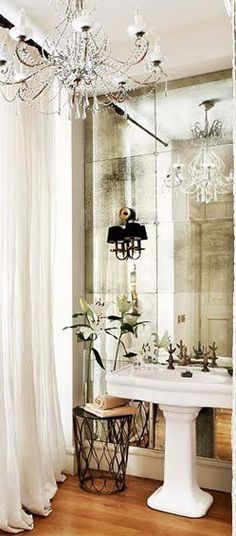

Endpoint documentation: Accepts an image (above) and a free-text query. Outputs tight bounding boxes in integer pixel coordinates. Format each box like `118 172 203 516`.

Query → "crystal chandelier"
164 100 233 203
0 1 167 119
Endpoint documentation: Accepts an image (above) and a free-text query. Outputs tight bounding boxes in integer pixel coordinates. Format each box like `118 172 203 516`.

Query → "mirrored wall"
85 70 233 460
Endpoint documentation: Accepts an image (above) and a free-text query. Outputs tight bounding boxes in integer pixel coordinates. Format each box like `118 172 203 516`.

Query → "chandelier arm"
0 63 53 87
19 81 51 102
95 77 127 104
27 85 69 114
209 119 223 138
107 40 149 70
15 41 47 69
42 16 71 61
119 69 165 87
89 33 112 62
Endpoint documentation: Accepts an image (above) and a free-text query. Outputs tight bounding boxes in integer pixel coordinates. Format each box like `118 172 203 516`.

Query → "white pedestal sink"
106 364 232 518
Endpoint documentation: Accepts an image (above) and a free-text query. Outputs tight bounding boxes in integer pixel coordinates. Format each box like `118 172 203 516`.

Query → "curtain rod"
110 103 168 147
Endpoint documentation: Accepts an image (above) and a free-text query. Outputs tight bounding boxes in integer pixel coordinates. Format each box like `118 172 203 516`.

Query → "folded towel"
84 403 138 418
94 394 130 410
217 357 232 368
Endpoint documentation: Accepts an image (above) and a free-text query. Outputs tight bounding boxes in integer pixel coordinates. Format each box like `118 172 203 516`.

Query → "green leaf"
133 321 151 327
108 315 122 321
105 329 119 340
63 323 87 330
92 348 105 370
120 323 134 334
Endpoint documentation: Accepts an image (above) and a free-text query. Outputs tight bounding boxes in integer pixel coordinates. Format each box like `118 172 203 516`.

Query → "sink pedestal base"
147 405 213 518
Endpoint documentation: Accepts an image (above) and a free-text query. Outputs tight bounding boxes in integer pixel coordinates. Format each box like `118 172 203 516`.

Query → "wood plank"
215 409 232 461
1 475 230 536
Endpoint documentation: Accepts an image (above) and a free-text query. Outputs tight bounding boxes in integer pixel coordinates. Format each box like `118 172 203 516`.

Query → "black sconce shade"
123 222 148 241
107 226 124 243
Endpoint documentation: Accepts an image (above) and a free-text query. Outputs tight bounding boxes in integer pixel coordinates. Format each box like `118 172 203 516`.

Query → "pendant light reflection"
163 100 233 203
107 208 148 261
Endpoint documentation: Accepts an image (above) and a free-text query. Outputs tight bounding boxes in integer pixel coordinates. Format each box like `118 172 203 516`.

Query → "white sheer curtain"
0 98 66 533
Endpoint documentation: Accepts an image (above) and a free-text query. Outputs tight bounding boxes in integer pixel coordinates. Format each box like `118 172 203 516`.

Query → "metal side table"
73 406 133 494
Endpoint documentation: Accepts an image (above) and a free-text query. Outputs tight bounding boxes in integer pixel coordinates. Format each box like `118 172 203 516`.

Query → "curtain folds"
0 101 66 533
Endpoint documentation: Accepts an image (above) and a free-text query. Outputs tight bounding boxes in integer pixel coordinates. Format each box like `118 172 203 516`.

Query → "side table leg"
147 405 213 518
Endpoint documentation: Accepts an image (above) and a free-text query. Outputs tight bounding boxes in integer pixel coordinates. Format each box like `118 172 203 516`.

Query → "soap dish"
181 370 193 378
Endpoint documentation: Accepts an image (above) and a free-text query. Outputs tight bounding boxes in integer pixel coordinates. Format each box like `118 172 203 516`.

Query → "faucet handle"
177 339 184 360
167 343 176 370
183 345 191 366
201 346 211 372
209 341 218 367
193 340 204 359
178 345 189 366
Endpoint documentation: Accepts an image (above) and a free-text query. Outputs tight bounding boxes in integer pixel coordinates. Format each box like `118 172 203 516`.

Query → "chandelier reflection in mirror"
164 100 233 203
107 208 148 261
0 0 167 119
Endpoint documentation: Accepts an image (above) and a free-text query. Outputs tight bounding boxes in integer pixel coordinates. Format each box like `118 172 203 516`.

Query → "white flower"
152 330 170 349
128 332 155 358
77 326 94 341
88 315 106 334
117 295 135 314
79 297 93 316
124 313 140 327
90 299 110 318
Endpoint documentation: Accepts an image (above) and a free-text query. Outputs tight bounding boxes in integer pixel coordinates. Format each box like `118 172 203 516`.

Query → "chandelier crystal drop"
164 100 233 204
0 0 167 118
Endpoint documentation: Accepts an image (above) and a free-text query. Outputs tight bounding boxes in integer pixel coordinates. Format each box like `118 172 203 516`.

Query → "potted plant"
64 294 149 401
64 294 169 406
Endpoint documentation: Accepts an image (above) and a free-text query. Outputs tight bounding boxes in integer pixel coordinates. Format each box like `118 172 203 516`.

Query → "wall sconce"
107 207 148 261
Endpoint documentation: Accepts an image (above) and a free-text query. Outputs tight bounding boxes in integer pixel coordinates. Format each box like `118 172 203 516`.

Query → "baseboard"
65 445 232 493
65 446 77 475
127 446 232 493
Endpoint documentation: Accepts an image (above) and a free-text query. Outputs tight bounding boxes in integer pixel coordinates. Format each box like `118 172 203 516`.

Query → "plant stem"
113 313 125 371
113 334 122 371
87 340 93 383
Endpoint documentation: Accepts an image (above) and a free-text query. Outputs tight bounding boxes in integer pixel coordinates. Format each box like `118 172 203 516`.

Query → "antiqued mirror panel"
85 72 233 461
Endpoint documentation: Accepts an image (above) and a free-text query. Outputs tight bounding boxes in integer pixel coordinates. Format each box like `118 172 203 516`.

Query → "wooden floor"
1 476 232 536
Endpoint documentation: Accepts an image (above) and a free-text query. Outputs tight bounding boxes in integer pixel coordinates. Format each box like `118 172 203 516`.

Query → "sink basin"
106 364 232 518
107 364 232 408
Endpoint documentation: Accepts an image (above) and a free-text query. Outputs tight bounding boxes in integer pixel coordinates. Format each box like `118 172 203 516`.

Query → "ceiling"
0 0 232 80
